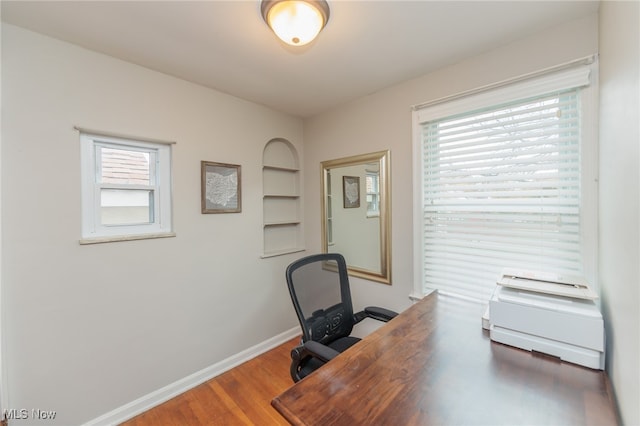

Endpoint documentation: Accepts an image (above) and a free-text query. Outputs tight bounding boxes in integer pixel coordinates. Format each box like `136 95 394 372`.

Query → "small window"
366 171 380 217
80 132 173 243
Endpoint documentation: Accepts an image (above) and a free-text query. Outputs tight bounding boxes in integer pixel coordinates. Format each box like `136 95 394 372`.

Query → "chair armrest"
290 340 340 382
302 340 341 362
353 306 398 324
364 306 398 322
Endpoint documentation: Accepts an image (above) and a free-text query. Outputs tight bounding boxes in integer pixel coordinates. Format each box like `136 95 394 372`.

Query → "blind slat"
426 140 579 165
425 153 579 174
431 117 579 147
424 171 580 187
431 93 578 132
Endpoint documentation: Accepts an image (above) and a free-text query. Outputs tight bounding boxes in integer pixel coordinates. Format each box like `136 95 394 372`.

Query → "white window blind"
419 87 587 302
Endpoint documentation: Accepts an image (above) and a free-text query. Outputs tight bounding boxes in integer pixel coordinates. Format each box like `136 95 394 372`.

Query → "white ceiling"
1 1 599 118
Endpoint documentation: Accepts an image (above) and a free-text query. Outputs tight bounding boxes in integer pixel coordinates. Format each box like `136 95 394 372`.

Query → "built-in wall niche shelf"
262 138 304 258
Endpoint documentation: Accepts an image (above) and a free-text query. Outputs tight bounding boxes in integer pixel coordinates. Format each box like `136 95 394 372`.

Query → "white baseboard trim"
83 326 300 426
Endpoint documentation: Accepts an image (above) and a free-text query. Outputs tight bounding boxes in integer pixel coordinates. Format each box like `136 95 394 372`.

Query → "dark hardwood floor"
121 337 299 425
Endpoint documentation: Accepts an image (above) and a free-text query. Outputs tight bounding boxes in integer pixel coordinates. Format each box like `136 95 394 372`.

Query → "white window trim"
412 60 599 300
80 131 175 244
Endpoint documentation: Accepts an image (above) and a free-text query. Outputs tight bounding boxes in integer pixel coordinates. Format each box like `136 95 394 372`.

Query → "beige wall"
1 24 303 425
599 2 640 425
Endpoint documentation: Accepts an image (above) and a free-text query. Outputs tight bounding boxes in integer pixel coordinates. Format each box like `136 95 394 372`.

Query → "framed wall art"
343 176 360 208
201 161 241 213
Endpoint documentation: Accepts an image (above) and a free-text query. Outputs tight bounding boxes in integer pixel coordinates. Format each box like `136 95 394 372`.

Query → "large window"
80 132 174 243
413 63 597 301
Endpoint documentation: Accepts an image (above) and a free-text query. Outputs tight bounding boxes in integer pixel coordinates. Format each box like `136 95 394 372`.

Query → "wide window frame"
80 131 174 244
412 62 598 301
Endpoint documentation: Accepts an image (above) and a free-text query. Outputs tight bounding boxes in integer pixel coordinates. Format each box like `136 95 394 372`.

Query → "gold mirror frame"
321 150 391 284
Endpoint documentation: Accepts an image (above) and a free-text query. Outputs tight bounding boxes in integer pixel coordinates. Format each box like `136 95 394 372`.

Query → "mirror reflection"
321 150 391 284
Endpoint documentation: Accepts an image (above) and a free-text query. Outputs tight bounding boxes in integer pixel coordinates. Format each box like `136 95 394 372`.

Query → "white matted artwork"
343 176 360 208
201 161 241 213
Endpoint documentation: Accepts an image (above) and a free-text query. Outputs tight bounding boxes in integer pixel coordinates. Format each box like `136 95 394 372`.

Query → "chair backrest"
285 253 355 345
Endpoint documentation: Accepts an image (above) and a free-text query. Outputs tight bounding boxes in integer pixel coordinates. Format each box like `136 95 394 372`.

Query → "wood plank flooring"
121 337 299 426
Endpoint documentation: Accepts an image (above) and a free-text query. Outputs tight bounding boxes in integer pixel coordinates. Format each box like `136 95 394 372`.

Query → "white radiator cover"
488 285 605 369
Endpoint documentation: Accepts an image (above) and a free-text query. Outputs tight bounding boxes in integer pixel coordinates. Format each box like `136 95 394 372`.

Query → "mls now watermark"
3 408 57 420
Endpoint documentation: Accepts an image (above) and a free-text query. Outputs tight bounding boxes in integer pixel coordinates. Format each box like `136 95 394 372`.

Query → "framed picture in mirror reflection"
343 176 360 208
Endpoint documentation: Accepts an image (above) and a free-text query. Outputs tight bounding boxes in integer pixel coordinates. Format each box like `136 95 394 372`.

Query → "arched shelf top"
263 138 299 170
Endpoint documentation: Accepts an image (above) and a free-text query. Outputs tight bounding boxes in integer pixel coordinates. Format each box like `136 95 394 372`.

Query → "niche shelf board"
263 165 299 172
264 220 302 227
261 248 306 259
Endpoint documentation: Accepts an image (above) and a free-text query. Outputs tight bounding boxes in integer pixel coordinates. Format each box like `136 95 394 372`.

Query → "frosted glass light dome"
262 0 330 46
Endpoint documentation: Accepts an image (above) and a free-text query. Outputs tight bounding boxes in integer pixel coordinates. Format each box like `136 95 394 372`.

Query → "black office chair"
285 252 398 382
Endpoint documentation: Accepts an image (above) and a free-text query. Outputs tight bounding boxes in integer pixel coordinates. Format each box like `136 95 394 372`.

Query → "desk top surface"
272 292 618 426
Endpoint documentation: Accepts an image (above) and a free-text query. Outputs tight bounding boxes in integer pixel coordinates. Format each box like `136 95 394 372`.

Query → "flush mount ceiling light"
261 0 330 46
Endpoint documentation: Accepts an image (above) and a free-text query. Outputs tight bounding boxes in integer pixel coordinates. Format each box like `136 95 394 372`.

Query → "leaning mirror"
321 150 391 284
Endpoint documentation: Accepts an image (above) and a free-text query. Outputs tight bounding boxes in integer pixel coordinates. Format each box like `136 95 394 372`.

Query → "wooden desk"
272 293 618 425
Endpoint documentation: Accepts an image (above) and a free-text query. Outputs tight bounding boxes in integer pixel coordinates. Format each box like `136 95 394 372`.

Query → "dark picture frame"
201 161 241 213
343 176 360 208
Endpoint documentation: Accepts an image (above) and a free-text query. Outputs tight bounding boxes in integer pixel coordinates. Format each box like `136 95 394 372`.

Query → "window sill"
409 288 435 302
79 232 176 245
